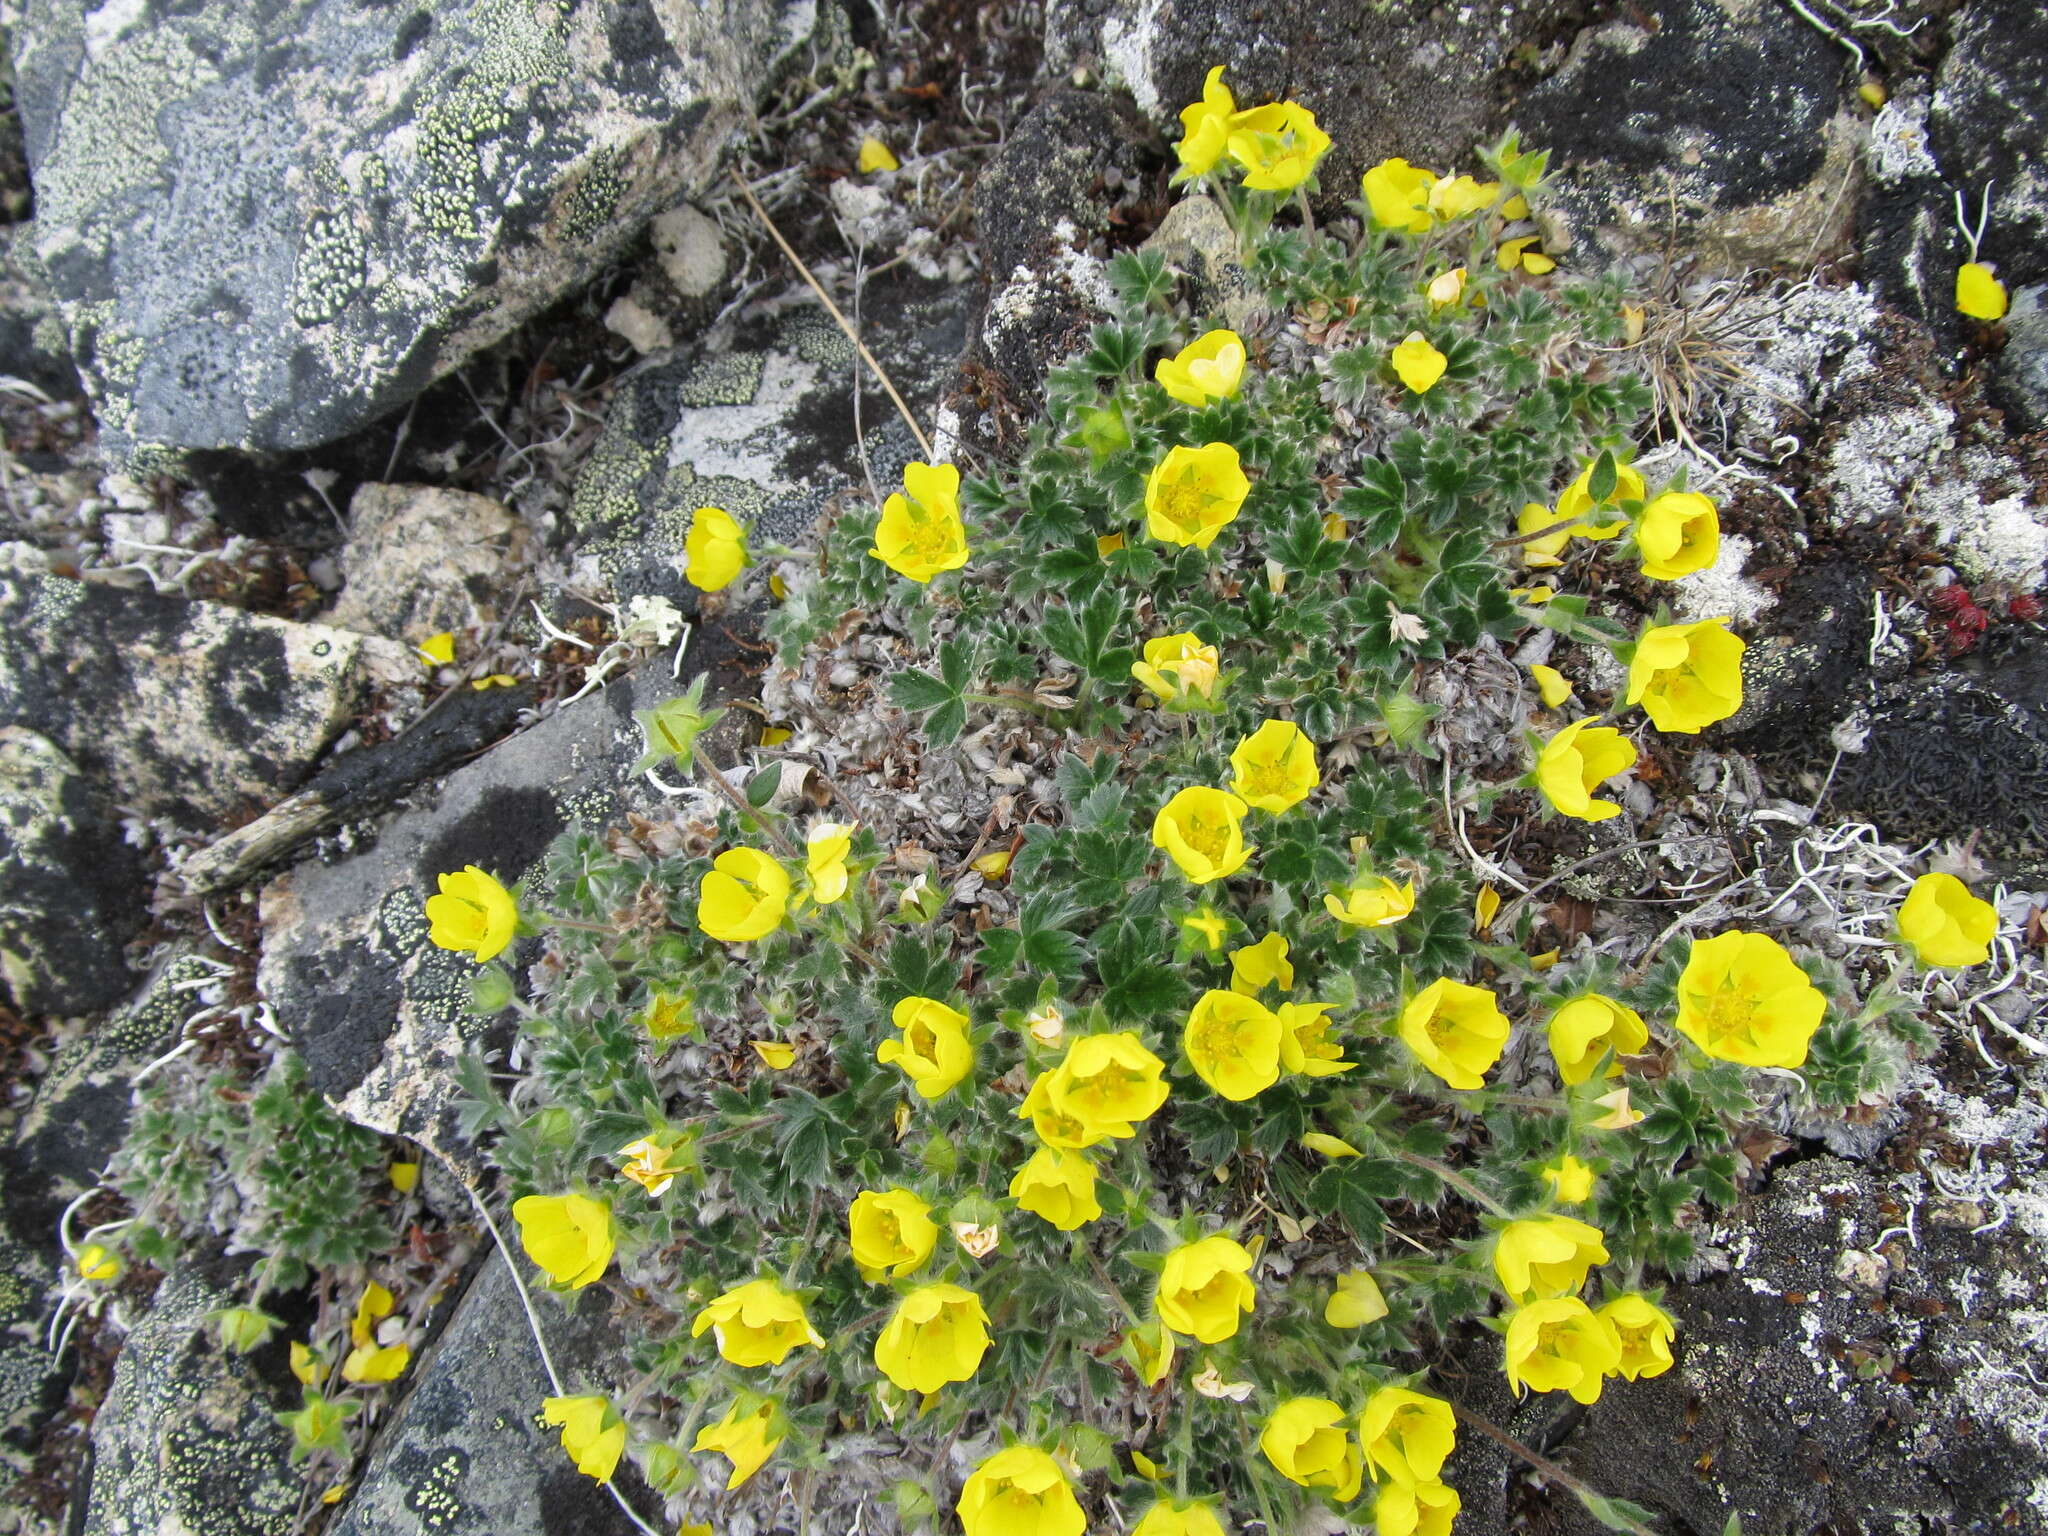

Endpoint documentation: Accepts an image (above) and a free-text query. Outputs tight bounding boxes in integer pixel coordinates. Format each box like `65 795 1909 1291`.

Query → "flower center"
1161 473 1219 534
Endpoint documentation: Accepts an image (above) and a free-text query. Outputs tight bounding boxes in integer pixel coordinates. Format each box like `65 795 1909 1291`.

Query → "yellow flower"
1278 1002 1354 1079
1228 932 1294 994
1504 1297 1621 1403
1428 174 1500 219
684 506 750 592
1125 1318 1177 1386
1534 716 1637 823
1156 1234 1256 1342
640 989 697 1040
848 1187 939 1279
1132 632 1222 705
1132 1498 1228 1536
1173 65 1237 178
342 1340 410 1384
1542 1154 1596 1204
1029 1031 1172 1147
617 1136 691 1198
1599 1293 1678 1380
1545 993 1648 1085
1590 1085 1643 1130
389 1161 420 1193
1556 460 1642 537
751 1040 796 1069
1516 501 1575 568
1325 1270 1388 1328
1152 786 1253 884
804 821 856 904
76 1244 121 1282
1474 883 1501 934
874 1282 991 1394
542 1395 626 1481
696 847 791 942
1144 442 1250 550
1184 989 1284 1101
1399 979 1510 1090
1225 100 1331 192
1375 1478 1462 1536
1008 1146 1102 1231
1673 930 1826 1069
692 1399 782 1489
1897 872 1999 967
1361 158 1438 233
1391 332 1447 393
1156 329 1246 407
350 1283 388 1346
1425 266 1467 307
1229 719 1320 812
512 1194 614 1289
1957 261 2008 321
952 1220 1001 1259
289 1341 319 1386
1302 1131 1362 1159
957 1446 1086 1536
1635 491 1719 580
1359 1384 1456 1485
417 630 456 666
691 1278 825 1368
1259 1397 1363 1500
1492 1214 1610 1304
857 136 899 173
974 849 1013 879
1497 234 1557 275
877 996 974 1100
1324 875 1415 928
1530 664 1572 707
1511 582 1557 603
1625 617 1746 733
871 460 970 583
425 866 519 962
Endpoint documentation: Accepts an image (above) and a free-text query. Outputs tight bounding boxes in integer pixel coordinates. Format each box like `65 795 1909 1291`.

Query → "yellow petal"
1957 261 2009 321
858 136 900 173
752 1041 797 1069
417 632 456 666
972 850 1012 878
389 1161 420 1193
760 725 793 746
1474 883 1501 934
1530 664 1573 708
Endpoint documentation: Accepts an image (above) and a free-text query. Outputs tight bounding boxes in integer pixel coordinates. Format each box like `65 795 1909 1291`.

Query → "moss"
290 209 369 327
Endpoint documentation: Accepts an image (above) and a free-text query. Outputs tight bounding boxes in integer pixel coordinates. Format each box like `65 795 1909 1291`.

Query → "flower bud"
469 966 515 1015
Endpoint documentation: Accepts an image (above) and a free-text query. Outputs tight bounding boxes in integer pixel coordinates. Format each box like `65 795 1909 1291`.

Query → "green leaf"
1589 448 1618 505
744 766 780 808
890 671 954 711
1577 1490 1662 1533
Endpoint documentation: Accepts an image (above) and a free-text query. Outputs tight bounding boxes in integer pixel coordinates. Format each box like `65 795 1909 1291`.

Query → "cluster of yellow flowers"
1172 66 1333 194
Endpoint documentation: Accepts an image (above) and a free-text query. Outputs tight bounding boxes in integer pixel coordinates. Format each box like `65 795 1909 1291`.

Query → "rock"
0 572 413 828
964 88 1141 428
1550 1157 2048 1535
1142 196 1257 333
177 679 536 897
328 1250 643 1536
258 663 690 1160
1721 561 1877 743
1857 85 1961 336
329 484 531 645
650 203 726 299
1929 0 2048 293
566 267 969 609
1517 0 1861 271
9 0 818 456
1989 282 2048 432
1045 0 1553 201
0 1173 63 1471
74 1256 300 1536
0 726 147 1014
1832 653 2048 880
0 226 80 399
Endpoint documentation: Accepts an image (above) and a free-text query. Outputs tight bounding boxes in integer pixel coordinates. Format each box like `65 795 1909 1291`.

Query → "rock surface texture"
328 1252 642 1536
10 0 812 455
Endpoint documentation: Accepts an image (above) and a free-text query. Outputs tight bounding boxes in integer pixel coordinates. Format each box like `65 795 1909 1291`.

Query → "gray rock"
76 1258 300 1536
1990 282 2048 432
1142 196 1257 333
1045 0 1555 202
0 225 80 400
968 89 1133 414
0 726 146 1014
328 1250 642 1536
258 663 687 1161
0 572 412 828
1551 1157 2048 1535
0 1176 61 1473
1857 86 1962 336
9 0 817 456
1831 645 2048 880
329 483 532 644
1929 0 2048 292
1518 0 1861 271
566 269 970 609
